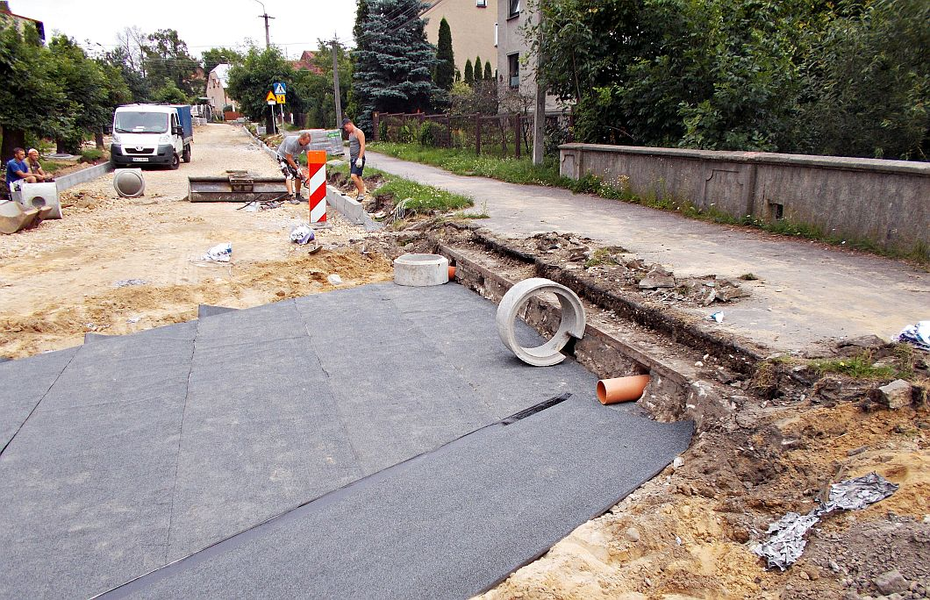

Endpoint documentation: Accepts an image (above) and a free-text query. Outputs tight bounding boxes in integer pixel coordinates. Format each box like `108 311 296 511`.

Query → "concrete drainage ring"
496 277 586 367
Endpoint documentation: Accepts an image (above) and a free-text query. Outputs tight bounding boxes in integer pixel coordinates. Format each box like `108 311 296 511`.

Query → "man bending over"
276 132 312 203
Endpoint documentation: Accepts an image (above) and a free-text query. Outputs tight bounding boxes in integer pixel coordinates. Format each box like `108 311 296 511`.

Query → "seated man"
276 132 312 204
25 149 51 182
5 147 36 192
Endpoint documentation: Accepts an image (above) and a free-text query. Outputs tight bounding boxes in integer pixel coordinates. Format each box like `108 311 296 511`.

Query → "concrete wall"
423 0 498 74
559 144 930 256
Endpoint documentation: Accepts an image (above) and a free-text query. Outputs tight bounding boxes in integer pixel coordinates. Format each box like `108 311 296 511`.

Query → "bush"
398 123 417 144
79 148 104 163
418 121 447 147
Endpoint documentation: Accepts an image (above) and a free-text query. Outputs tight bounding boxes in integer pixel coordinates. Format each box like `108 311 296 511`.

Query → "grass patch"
330 162 473 215
79 148 104 163
584 248 620 268
371 142 929 266
38 159 67 174
811 352 898 380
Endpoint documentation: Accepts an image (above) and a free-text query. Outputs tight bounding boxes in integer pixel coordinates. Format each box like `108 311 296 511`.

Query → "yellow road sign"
265 91 276 103
275 94 286 104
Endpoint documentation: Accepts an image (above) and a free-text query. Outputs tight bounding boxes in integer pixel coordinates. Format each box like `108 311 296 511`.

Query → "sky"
17 0 358 58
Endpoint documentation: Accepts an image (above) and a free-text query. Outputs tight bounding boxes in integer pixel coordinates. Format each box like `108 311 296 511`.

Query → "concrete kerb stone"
55 162 114 194
326 185 382 231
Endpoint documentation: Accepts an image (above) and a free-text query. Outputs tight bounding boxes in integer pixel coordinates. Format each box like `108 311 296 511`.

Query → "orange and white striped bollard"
306 150 327 225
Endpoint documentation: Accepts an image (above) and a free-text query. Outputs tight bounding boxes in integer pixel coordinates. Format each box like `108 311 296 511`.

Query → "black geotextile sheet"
0 282 693 599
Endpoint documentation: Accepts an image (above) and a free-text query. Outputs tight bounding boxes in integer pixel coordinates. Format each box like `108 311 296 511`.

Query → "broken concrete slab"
638 268 675 289
872 379 913 409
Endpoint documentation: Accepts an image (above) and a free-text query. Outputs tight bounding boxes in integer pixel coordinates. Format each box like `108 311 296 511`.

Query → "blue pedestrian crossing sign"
273 82 287 95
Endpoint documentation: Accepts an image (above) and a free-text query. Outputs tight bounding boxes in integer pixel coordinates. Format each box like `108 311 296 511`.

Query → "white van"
110 104 193 169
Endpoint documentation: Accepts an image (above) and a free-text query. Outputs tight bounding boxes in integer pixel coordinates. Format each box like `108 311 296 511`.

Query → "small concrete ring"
496 277 586 367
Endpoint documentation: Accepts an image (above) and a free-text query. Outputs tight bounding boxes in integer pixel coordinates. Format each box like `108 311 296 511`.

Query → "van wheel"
170 153 180 170
182 145 191 163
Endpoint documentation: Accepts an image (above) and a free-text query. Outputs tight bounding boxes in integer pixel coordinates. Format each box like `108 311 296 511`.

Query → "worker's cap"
342 118 352 127
27 148 38 155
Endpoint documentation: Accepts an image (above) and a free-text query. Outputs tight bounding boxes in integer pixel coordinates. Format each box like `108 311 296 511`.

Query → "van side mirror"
172 125 182 136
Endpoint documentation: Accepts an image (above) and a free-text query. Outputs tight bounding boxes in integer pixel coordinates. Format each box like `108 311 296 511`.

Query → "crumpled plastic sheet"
289 224 315 245
826 472 899 511
753 473 898 570
201 243 232 263
895 320 930 352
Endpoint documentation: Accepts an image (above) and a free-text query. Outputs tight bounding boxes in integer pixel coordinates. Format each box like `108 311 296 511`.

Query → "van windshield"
114 112 169 133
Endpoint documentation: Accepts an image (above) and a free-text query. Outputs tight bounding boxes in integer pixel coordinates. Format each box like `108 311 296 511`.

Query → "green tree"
795 0 930 159
144 29 200 96
100 46 150 102
434 17 455 90
474 56 482 82
202 47 244 76
152 81 189 104
351 0 440 132
463 59 473 85
227 46 303 122
48 35 113 153
483 61 492 81
294 39 353 129
0 23 63 161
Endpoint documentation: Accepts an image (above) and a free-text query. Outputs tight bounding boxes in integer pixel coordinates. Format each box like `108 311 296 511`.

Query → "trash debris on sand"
201 243 232 263
290 224 315 245
327 274 343 285
708 311 724 323
114 279 147 288
895 321 930 351
753 472 898 570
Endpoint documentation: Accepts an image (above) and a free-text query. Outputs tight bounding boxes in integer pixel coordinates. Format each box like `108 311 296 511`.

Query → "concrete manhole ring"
393 253 449 287
496 277 586 366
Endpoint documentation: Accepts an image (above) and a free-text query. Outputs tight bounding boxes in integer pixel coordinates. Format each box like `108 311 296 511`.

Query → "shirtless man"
342 118 366 200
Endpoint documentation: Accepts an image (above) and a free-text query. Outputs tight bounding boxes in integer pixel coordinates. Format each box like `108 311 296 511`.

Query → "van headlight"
159 134 172 145
111 133 121 145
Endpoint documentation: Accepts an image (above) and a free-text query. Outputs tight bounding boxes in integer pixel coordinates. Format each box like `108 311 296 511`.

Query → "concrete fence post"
372 112 380 142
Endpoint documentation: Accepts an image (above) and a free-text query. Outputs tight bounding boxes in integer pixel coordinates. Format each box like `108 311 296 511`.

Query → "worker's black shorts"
350 156 365 176
277 155 301 180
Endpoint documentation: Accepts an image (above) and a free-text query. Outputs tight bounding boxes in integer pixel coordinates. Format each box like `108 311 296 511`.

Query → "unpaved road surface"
0 124 391 358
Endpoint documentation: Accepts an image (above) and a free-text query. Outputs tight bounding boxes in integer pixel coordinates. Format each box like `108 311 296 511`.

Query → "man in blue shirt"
5 147 36 192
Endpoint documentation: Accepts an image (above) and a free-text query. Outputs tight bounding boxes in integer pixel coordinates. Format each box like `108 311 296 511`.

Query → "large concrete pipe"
114 168 145 198
18 182 61 219
496 277 586 367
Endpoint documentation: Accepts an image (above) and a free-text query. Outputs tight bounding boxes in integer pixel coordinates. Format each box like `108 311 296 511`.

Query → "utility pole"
532 1 546 165
254 0 274 49
331 34 343 127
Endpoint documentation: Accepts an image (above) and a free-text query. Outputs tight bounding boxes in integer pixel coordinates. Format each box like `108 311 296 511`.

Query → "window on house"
476 0 487 6
508 0 520 18
508 53 519 89
494 22 498 47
